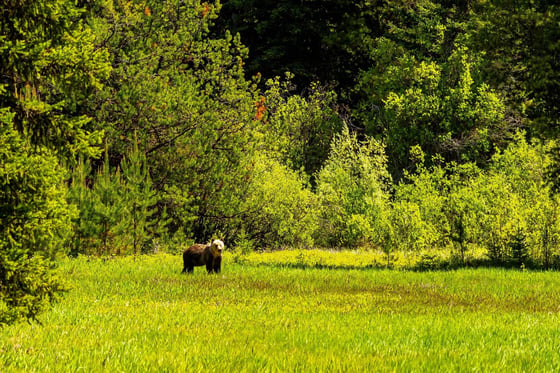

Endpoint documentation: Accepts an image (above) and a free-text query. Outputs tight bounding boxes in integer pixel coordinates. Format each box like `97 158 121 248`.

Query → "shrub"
393 132 560 267
315 126 392 248
237 154 318 248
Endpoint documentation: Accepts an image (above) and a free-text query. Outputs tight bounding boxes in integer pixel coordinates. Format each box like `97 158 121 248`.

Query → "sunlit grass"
234 247 489 270
1 253 560 371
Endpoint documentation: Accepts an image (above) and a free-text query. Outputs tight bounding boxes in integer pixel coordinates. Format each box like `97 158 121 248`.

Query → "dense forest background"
1 0 560 323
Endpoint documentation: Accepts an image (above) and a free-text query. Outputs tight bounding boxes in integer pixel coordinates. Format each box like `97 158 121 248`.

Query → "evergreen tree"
67 156 98 256
91 148 129 254
510 228 529 267
1 0 110 155
68 140 167 255
84 0 260 242
1 0 109 324
0 123 73 325
119 134 168 254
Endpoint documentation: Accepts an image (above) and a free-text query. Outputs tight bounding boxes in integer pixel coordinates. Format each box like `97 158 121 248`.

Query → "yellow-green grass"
1 253 560 372
233 247 489 270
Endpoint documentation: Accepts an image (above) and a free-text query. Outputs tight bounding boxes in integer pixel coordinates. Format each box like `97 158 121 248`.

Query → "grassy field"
1 253 560 372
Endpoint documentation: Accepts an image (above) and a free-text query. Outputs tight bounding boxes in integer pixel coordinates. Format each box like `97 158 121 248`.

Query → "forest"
1 0 560 325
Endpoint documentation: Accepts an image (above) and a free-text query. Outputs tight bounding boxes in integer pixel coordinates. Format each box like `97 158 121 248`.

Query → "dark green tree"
68 138 167 255
119 135 168 254
1 0 109 324
510 227 529 267
1 0 110 155
67 156 99 255
84 0 261 242
216 0 381 89
0 123 73 325
462 1 560 137
91 149 128 254
356 1 513 178
67 148 127 255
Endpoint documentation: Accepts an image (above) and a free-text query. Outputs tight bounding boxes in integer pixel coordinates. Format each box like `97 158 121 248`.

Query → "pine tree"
85 0 260 242
91 148 128 255
68 157 97 255
1 0 110 324
68 138 168 255
119 134 168 254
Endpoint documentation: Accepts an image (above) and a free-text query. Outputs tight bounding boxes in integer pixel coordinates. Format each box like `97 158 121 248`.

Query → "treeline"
1 0 560 323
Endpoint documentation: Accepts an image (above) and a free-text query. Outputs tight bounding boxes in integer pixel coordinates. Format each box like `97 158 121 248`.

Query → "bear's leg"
206 261 214 274
213 256 222 273
182 261 194 274
182 254 188 274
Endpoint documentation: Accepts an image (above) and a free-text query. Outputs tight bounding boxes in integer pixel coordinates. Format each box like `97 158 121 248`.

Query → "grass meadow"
1 253 560 372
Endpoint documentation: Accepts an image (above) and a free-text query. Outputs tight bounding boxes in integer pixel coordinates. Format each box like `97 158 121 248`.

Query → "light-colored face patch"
211 239 224 256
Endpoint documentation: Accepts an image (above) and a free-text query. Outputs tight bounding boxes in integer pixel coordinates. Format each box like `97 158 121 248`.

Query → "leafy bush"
389 200 437 252
262 77 342 179
393 132 560 267
236 154 318 249
315 126 392 248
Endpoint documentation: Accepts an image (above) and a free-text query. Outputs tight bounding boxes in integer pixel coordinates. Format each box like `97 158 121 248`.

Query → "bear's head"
210 239 224 257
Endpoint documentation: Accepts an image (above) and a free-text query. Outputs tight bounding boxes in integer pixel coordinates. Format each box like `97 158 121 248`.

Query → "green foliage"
66 157 99 255
119 136 168 254
315 126 392 248
539 199 560 269
84 0 260 241
236 154 318 248
467 172 523 264
67 142 166 255
394 158 449 249
359 0 559 177
1 0 109 325
68 151 127 255
359 35 508 176
237 247 489 271
0 0 110 156
0 125 72 325
392 133 560 268
388 201 433 252
262 76 343 180
4 0 560 284
486 134 557 265
462 1 560 136
217 0 380 88
509 227 529 267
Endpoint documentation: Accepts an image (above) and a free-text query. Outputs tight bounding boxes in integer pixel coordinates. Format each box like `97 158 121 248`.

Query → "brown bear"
181 239 224 274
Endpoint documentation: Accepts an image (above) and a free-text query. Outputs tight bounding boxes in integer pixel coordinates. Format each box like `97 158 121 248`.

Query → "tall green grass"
1 254 560 371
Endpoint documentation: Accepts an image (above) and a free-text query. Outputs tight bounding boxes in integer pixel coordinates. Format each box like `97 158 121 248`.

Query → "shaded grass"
234 247 490 271
1 254 560 371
